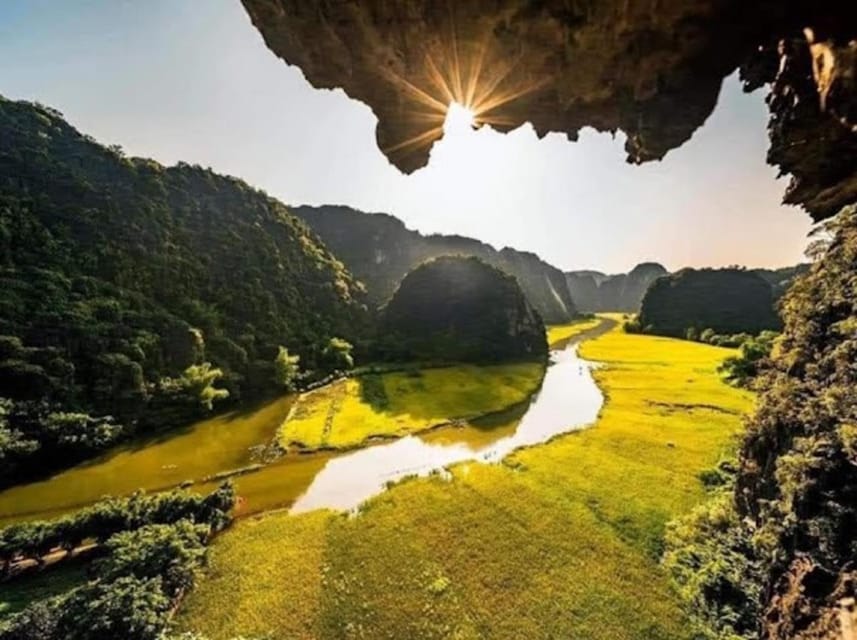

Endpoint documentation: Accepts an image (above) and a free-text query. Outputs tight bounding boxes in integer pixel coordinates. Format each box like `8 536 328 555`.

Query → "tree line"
0 483 235 640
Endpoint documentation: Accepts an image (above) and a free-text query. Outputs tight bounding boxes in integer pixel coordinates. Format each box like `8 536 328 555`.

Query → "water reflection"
0 324 607 524
288 341 602 513
0 396 294 525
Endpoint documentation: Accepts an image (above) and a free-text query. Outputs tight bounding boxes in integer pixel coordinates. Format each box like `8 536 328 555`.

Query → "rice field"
279 362 546 451
177 321 753 639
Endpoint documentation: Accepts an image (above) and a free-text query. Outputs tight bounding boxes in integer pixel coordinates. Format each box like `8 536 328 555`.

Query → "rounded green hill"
378 256 547 363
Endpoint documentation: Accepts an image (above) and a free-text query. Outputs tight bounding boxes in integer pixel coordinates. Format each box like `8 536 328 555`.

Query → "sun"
443 102 477 136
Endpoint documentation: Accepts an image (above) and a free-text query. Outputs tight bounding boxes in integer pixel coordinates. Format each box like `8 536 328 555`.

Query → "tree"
322 337 354 370
161 363 229 411
0 399 39 464
718 330 779 387
58 576 171 640
273 346 300 390
97 521 208 598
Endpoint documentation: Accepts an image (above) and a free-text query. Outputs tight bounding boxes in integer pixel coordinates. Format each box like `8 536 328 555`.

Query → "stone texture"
242 0 857 219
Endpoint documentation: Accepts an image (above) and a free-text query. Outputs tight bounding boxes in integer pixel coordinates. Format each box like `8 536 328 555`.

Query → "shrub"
718 331 779 387
273 346 301 390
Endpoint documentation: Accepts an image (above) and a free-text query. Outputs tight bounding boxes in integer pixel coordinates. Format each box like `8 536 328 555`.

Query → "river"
0 320 610 524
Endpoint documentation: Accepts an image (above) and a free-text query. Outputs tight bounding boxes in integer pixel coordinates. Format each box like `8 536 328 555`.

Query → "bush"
0 484 236 640
97 521 209 597
322 337 354 370
664 491 762 640
273 346 301 390
0 482 234 568
718 331 779 387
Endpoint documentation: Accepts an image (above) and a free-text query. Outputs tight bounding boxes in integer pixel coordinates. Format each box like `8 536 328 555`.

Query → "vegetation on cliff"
377 256 547 363
293 205 577 324
635 268 781 338
666 209 857 639
0 97 365 485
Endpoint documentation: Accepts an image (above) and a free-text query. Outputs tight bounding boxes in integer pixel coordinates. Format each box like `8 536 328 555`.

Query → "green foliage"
622 317 643 333
0 576 172 640
638 268 782 338
378 256 547 363
322 336 354 370
293 204 579 323
0 399 39 463
664 490 762 640
718 331 779 387
0 484 235 640
0 482 234 568
97 521 209 598
0 398 123 485
272 346 301 390
58 576 172 640
0 96 367 482
160 363 229 411
671 208 857 637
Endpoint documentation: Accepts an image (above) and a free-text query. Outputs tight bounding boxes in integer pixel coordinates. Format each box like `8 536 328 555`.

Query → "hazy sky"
0 0 812 273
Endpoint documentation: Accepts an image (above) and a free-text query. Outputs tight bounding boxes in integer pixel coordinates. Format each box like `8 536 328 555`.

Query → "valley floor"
176 319 753 639
281 362 546 452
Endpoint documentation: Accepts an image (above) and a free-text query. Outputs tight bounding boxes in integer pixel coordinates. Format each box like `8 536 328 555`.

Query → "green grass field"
279 362 546 451
177 321 753 639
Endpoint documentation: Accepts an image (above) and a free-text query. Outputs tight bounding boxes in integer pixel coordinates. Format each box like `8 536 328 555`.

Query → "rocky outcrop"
242 1 857 220
637 268 781 337
293 204 577 323
378 256 547 363
566 262 668 312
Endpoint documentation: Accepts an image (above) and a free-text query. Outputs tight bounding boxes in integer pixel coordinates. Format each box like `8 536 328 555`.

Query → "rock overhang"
242 0 857 220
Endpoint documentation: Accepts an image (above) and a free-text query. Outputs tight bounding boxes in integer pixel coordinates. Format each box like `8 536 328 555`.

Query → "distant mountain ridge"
565 262 668 312
292 205 578 324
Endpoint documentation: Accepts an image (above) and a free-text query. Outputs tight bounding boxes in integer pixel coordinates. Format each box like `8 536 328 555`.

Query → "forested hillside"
752 264 810 299
0 97 366 484
636 268 781 337
565 262 667 312
378 256 547 363
293 205 577 323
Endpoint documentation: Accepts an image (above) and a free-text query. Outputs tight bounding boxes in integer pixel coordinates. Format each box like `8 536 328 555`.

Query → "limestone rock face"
293 204 577 323
242 0 857 219
566 262 667 312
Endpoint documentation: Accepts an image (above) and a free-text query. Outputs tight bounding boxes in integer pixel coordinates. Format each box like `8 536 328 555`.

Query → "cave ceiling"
242 0 857 221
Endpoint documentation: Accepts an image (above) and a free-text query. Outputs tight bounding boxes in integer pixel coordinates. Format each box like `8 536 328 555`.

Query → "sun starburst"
378 16 550 159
